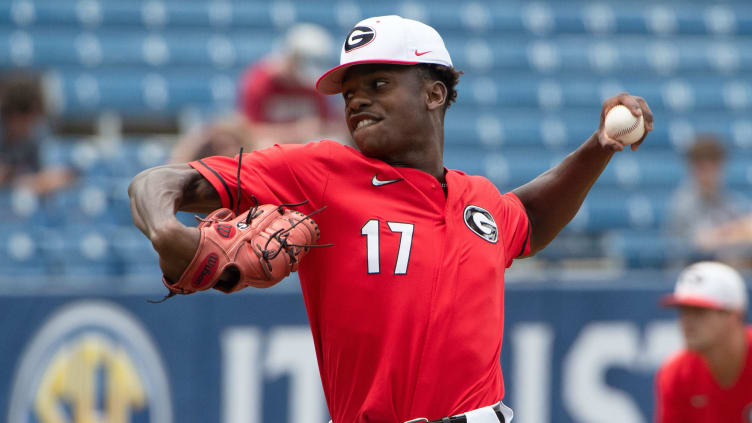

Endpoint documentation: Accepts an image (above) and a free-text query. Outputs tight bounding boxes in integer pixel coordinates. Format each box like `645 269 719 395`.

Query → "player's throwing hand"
598 93 654 152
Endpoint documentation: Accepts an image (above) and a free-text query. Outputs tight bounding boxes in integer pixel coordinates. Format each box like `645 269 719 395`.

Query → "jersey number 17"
361 219 415 275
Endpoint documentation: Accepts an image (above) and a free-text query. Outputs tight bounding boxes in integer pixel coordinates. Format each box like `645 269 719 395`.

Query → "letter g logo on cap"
344 26 375 52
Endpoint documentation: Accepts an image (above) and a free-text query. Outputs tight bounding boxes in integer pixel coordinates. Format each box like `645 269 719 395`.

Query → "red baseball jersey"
190 140 530 422
655 327 752 423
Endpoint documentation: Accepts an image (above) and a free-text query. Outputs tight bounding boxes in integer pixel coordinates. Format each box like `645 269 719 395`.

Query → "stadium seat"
42 225 119 277
2 0 752 274
0 226 48 276
603 230 689 268
109 225 161 278
2 187 51 224
99 138 170 177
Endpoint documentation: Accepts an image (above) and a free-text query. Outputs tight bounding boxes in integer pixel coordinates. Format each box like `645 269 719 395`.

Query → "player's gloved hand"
160 204 322 297
598 92 654 152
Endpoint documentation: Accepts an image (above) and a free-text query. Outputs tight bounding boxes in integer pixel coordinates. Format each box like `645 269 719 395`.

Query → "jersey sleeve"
189 141 334 215
654 365 683 423
499 192 531 268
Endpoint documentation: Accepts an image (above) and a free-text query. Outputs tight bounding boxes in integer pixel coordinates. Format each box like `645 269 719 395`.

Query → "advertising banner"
2 285 749 423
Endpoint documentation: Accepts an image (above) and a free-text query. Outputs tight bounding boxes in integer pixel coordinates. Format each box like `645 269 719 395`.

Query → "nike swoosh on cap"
372 175 403 186
414 49 432 56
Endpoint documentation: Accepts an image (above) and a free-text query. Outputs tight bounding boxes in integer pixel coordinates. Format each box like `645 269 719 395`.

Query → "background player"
129 15 653 422
237 22 347 148
656 261 752 423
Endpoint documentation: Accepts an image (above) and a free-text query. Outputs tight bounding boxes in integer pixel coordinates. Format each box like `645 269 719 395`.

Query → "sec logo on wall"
7 300 172 423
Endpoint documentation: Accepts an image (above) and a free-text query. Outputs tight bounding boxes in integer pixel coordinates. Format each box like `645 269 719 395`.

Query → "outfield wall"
2 283 750 423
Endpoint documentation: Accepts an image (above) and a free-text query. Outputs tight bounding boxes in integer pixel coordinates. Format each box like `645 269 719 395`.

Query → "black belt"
421 403 506 423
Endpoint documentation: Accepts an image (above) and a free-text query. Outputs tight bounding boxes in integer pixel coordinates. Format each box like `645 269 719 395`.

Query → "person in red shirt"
238 23 347 148
656 261 752 423
129 15 654 423
170 24 347 163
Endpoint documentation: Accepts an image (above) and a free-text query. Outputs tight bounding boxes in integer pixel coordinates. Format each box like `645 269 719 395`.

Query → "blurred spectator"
697 209 752 270
169 114 254 163
0 73 75 195
170 23 348 163
237 23 348 148
665 135 749 263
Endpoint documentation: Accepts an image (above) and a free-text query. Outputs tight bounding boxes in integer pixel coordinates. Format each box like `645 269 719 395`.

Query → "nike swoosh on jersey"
372 176 403 186
414 50 432 56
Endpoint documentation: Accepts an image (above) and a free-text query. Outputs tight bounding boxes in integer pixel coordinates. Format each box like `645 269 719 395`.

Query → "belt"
405 402 509 423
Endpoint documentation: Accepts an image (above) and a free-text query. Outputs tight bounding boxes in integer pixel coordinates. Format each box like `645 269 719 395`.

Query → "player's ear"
425 80 447 111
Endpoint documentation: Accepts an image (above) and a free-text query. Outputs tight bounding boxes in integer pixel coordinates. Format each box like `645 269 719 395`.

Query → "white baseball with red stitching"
604 104 645 145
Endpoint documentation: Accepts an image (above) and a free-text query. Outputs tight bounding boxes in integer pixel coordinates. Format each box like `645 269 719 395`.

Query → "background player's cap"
661 261 748 311
315 15 453 95
282 23 335 85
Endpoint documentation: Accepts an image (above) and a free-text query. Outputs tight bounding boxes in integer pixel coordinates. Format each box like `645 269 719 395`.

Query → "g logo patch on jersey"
7 301 173 423
344 26 375 52
463 205 498 243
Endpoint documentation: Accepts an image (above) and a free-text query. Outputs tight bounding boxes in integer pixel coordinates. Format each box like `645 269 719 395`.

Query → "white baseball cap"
315 15 453 95
662 261 749 311
284 23 333 60
283 23 335 85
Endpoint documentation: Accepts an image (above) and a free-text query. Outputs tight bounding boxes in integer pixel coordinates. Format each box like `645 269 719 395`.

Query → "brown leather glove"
162 204 321 295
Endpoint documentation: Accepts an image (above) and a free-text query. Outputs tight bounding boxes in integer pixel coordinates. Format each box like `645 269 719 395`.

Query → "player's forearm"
129 165 188 238
129 163 221 230
129 164 216 280
128 164 223 245
513 132 614 254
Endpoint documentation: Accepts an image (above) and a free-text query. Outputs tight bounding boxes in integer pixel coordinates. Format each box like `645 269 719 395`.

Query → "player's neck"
388 153 444 182
386 133 445 182
702 325 748 388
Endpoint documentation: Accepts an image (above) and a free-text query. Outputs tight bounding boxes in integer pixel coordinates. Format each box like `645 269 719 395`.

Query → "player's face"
678 306 734 352
341 64 429 160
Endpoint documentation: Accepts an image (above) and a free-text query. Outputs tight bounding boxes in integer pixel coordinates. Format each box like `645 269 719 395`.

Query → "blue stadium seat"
445 108 752 153
2 0 752 274
42 225 119 277
727 161 752 189
56 70 241 116
103 139 169 177
1 187 49 225
107 177 137 225
604 230 688 268
0 226 48 276
43 183 110 224
109 225 160 277
6 1 751 37
457 75 751 113
583 191 670 232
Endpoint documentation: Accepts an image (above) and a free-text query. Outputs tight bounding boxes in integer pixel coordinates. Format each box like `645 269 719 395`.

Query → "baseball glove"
160 203 322 297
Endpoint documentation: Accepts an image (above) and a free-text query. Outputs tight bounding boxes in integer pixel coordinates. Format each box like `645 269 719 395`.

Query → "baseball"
604 105 645 145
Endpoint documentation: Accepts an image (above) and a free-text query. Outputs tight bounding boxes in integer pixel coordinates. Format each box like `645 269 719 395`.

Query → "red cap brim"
660 294 724 310
315 59 420 94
